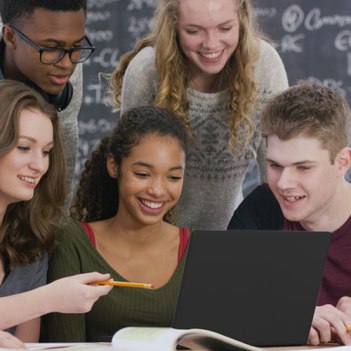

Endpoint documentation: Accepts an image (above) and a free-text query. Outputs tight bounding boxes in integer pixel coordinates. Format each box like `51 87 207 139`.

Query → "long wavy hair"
109 0 264 157
0 80 66 269
70 106 190 223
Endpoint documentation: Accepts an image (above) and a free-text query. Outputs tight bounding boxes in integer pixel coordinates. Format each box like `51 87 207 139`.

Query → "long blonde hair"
110 0 264 157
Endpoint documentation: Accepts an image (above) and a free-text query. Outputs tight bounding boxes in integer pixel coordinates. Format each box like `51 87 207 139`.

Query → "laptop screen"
172 230 331 347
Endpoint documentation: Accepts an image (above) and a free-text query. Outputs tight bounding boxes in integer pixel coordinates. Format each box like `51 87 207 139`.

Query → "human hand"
337 296 351 316
47 272 113 314
0 330 26 349
308 304 351 345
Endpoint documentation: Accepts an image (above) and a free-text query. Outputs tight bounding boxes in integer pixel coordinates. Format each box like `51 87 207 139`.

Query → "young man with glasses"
0 0 95 219
228 81 351 346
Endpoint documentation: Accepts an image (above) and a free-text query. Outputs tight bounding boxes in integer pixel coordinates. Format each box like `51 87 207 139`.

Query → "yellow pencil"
92 280 154 289
347 327 351 332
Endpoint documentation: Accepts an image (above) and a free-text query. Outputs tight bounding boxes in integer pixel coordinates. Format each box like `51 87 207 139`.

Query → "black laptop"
172 230 331 347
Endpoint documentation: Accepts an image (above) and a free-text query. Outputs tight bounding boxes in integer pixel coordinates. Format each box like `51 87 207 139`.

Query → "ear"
2 25 16 49
335 147 351 177
107 155 118 179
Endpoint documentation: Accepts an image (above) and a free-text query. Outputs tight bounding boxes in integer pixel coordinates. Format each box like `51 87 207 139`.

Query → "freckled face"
177 0 240 79
111 134 186 227
267 135 339 227
0 109 53 210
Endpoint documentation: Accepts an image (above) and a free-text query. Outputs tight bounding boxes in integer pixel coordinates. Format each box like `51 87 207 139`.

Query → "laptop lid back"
172 230 331 347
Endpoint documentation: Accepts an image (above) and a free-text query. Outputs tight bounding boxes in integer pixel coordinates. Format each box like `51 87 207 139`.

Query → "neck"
2 46 29 82
190 69 226 93
300 178 351 233
103 212 168 247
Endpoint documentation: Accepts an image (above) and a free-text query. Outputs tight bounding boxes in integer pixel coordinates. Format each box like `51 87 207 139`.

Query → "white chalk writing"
305 8 351 31
87 0 120 9
308 77 347 98
86 11 111 25
282 5 304 33
280 34 305 53
86 28 114 43
92 47 120 68
335 30 351 51
79 119 115 135
127 0 158 11
253 7 277 18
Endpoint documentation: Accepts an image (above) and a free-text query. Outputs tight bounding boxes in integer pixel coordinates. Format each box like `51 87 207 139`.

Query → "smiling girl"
44 106 191 342
0 80 112 349
109 0 289 231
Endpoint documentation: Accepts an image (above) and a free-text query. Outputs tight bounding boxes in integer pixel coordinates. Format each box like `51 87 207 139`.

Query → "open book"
111 327 264 351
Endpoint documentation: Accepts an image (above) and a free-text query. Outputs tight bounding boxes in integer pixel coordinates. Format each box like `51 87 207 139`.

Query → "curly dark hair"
0 0 87 26
71 106 190 223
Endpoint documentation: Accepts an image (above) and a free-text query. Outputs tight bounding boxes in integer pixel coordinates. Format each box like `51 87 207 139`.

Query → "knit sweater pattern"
121 40 288 230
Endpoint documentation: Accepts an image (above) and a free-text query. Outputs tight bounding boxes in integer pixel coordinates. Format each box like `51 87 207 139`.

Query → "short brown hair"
0 80 66 268
261 81 351 163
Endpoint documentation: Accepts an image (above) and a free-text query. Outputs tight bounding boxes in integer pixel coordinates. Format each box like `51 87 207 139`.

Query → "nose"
147 177 167 198
202 31 219 50
28 151 48 174
55 52 75 69
276 168 297 190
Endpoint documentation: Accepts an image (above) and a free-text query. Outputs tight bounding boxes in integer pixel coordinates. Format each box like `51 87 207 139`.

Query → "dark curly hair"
71 106 190 223
0 0 87 26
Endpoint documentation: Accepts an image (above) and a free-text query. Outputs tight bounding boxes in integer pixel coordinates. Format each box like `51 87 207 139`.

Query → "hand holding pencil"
92 280 154 289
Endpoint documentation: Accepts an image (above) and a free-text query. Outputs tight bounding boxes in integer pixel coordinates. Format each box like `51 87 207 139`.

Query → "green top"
43 221 189 342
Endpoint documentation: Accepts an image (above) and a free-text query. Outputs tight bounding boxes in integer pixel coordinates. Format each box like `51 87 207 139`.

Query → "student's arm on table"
0 272 112 332
309 302 351 345
0 330 26 349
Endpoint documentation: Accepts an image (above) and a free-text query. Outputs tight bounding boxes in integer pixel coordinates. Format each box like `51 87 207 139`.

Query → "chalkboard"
77 0 351 191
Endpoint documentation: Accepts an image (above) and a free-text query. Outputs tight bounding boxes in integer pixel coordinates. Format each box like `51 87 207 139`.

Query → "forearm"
0 285 55 330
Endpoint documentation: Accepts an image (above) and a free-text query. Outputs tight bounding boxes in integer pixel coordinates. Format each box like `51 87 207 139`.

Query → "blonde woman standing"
110 0 288 230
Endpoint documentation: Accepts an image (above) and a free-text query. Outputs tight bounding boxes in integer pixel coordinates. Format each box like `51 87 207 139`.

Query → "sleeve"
227 185 284 230
57 64 83 225
255 41 289 184
29 254 48 291
120 47 159 114
41 224 86 342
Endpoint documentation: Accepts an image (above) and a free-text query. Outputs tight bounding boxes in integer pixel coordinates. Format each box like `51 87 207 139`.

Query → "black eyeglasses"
9 25 95 64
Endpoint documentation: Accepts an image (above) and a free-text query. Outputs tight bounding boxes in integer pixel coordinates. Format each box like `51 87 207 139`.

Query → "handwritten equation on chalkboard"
74 0 351 186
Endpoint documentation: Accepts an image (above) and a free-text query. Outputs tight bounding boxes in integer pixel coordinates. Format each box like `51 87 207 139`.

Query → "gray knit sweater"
121 40 288 230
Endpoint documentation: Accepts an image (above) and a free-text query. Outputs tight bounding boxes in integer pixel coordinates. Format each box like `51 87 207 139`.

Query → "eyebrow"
19 136 54 147
184 19 236 27
41 35 86 46
266 158 317 165
132 161 184 171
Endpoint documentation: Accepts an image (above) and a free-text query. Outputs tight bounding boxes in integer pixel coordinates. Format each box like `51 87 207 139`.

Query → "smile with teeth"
284 195 305 202
200 50 223 59
18 176 35 184
140 199 164 209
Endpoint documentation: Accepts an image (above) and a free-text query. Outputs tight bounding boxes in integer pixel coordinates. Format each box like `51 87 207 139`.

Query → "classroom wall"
77 0 351 192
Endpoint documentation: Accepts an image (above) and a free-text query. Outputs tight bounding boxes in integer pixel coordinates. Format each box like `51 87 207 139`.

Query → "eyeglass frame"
8 24 95 64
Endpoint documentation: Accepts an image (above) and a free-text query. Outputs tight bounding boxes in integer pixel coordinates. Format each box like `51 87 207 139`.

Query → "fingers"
76 272 111 284
337 297 351 316
310 305 351 345
0 331 26 349
308 327 321 346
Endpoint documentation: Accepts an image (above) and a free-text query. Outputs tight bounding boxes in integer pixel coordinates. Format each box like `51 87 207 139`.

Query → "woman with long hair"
0 80 112 348
109 0 289 230
44 106 191 342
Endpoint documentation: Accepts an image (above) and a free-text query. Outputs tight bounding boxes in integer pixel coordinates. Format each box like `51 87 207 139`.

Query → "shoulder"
125 46 157 79
227 184 284 230
254 39 289 92
57 220 87 243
